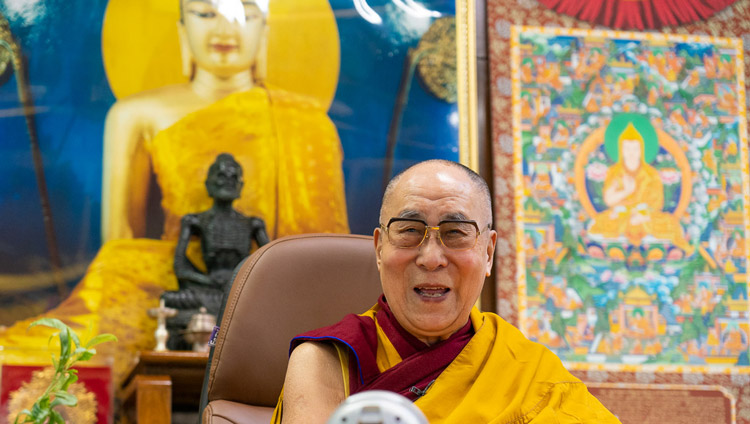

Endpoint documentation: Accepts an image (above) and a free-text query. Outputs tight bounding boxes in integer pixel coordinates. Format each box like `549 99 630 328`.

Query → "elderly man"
273 160 619 423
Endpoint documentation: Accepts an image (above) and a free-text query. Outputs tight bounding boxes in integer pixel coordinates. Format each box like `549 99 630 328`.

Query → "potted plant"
13 318 117 424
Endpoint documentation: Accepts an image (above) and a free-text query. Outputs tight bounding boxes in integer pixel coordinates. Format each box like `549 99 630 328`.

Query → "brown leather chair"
200 233 382 423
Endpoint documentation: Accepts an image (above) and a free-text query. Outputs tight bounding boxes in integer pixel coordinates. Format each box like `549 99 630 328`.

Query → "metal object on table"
148 299 178 352
183 307 216 352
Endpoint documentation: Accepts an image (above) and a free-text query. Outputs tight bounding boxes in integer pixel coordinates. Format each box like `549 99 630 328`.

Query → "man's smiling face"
374 162 496 345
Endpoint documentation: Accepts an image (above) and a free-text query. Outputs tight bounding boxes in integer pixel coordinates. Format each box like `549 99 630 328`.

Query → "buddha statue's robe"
273 296 620 423
0 87 349 384
588 162 691 252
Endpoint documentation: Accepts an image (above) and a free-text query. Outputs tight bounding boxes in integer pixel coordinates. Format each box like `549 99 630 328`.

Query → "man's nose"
416 229 448 270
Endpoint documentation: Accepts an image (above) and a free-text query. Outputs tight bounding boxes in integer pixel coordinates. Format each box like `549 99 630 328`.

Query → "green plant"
13 318 117 424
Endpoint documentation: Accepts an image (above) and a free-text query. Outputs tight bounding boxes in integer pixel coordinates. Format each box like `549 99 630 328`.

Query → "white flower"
683 372 704 385
499 134 513 154
635 371 656 384
494 20 512 40
731 372 750 386
495 176 510 196
516 0 539 9
496 237 512 257
586 162 608 182
659 169 681 185
498 298 514 319
586 370 609 382
496 77 512 96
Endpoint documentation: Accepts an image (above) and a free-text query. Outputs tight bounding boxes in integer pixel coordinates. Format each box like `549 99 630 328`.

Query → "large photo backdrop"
0 0 462 326
0 0 471 396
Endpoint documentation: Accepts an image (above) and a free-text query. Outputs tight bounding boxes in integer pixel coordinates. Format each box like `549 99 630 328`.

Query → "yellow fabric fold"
416 308 620 423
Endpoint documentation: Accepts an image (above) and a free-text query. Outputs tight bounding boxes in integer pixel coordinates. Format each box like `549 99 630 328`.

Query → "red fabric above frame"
537 0 738 30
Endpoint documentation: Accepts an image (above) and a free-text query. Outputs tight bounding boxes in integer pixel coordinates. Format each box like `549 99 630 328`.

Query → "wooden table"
120 350 209 424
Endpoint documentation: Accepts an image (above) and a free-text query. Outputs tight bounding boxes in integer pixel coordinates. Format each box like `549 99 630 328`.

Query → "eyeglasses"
381 218 487 251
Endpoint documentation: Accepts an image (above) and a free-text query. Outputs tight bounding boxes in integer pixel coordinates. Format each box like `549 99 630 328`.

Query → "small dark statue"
161 153 269 349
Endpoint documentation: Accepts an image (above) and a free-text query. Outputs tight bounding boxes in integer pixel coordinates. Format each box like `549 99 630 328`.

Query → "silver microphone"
327 390 429 424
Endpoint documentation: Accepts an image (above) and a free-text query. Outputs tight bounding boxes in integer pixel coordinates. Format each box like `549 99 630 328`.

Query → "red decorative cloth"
537 0 738 30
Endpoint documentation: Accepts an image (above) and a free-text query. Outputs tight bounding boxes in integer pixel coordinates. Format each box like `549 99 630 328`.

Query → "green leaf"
61 373 78 391
49 409 65 424
14 409 32 424
30 402 49 422
28 318 69 333
77 351 94 362
85 333 117 348
69 329 81 349
50 391 78 407
31 396 49 415
58 327 71 362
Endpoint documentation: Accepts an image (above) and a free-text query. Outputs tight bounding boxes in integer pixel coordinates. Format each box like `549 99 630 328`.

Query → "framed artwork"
0 364 113 424
0 0 478 325
512 26 750 373
0 0 480 386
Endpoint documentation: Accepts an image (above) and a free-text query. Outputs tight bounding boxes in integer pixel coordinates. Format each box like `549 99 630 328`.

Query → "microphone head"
327 390 428 424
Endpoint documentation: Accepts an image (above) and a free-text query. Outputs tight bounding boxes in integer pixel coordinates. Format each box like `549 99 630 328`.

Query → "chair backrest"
203 233 382 410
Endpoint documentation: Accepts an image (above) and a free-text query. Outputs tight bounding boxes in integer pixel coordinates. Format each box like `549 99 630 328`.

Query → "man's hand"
281 342 346 424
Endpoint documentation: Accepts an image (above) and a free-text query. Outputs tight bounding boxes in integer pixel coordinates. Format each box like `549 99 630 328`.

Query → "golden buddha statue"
102 0 348 241
588 120 693 254
0 0 348 384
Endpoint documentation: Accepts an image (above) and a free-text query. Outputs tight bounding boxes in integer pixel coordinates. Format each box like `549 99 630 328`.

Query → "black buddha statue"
161 153 269 349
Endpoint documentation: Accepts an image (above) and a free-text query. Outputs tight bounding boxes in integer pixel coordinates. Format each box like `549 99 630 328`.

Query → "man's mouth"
414 287 450 298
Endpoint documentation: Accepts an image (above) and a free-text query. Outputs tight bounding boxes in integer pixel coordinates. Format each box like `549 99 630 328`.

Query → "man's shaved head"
374 159 497 345
380 160 492 226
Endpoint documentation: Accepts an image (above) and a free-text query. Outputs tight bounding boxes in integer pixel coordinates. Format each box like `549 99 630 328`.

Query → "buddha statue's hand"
175 269 213 287
205 268 233 289
621 175 636 196
629 204 651 225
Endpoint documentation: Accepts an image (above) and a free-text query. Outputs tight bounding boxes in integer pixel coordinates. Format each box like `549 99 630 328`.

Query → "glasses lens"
387 220 426 248
439 221 478 250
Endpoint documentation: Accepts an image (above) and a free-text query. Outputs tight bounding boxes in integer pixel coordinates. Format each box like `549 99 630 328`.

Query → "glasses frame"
381 217 487 251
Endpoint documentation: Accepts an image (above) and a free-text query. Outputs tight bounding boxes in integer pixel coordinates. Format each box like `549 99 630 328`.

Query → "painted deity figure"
588 117 693 253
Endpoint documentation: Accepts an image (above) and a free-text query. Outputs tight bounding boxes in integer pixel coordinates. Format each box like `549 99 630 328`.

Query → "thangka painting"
512 26 750 368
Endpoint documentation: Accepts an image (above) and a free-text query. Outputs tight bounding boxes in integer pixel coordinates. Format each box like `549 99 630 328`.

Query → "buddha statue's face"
206 156 244 201
181 0 266 78
621 138 642 173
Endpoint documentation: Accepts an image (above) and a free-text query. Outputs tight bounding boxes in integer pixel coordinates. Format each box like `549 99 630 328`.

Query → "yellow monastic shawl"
416 308 619 423
274 305 620 423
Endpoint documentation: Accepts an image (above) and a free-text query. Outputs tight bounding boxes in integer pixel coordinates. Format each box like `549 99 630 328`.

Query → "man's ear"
373 227 383 271
485 230 497 277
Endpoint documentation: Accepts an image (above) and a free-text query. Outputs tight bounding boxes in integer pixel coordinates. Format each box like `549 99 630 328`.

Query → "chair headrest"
206 233 383 407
